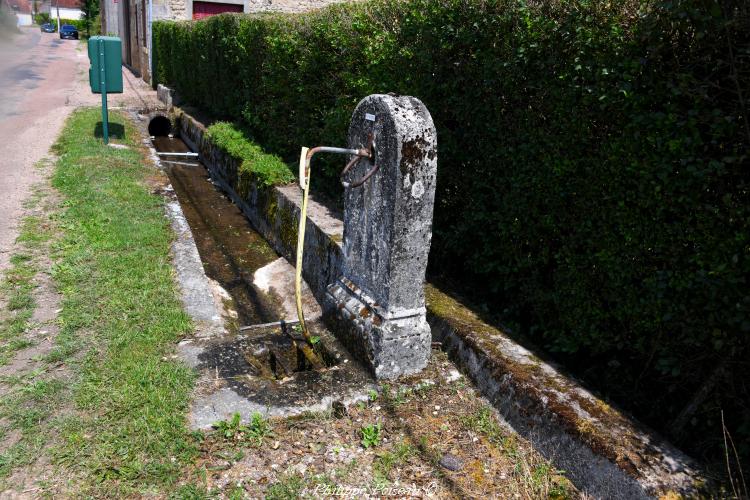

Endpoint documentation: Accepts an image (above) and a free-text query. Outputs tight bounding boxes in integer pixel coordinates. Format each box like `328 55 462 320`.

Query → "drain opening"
148 115 172 137
242 328 338 380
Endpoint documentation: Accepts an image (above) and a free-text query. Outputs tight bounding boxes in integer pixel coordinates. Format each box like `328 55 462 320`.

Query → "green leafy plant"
247 411 272 444
213 412 248 439
212 412 272 444
360 423 382 449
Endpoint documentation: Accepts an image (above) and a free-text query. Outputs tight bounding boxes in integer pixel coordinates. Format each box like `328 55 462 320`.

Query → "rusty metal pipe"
307 146 366 158
337 133 378 188
295 144 371 345
301 146 369 189
340 157 379 188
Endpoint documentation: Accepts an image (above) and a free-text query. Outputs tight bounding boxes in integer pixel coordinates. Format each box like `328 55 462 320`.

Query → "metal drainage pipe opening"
148 115 172 137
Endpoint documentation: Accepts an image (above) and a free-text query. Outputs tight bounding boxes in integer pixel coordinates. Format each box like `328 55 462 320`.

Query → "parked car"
59 24 78 39
40 22 55 33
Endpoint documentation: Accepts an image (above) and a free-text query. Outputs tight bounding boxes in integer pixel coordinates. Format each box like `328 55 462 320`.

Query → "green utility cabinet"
88 36 123 94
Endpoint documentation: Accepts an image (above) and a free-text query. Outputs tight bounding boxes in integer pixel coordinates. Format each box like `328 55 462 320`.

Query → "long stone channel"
143 94 707 498
151 131 375 427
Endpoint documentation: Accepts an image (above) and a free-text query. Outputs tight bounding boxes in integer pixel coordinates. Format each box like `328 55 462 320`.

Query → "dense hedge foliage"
33 13 50 24
154 0 749 469
207 122 295 187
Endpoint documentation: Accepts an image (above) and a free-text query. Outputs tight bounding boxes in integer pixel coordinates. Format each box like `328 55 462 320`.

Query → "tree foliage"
80 0 99 37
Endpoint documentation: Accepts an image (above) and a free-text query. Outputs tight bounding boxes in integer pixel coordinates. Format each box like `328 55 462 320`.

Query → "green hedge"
34 13 51 24
154 0 749 468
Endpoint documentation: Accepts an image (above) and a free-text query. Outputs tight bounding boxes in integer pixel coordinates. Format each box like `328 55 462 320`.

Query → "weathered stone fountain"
326 94 438 380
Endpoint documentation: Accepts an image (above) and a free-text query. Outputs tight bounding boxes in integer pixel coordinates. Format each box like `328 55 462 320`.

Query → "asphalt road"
0 28 158 271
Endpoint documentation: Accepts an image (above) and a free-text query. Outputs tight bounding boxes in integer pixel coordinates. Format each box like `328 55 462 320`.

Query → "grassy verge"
0 252 38 366
48 108 196 495
0 207 56 481
0 181 58 365
0 108 197 495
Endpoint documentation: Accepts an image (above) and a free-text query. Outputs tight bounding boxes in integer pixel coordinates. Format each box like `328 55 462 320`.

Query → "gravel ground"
180 349 578 499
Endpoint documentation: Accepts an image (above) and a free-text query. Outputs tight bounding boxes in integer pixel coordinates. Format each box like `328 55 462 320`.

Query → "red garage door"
192 1 243 19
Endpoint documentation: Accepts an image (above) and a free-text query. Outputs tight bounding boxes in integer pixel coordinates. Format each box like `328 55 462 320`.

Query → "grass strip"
0 253 37 366
48 108 196 495
0 166 66 484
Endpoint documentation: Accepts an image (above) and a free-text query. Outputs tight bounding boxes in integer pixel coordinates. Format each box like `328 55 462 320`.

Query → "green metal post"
99 38 109 144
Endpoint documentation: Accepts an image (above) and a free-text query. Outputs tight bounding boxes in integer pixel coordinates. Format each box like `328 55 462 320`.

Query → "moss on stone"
264 197 278 224
206 122 294 188
237 167 254 200
278 203 298 253
425 283 682 482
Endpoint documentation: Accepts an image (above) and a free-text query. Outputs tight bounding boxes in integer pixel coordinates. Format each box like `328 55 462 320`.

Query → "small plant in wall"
361 423 382 449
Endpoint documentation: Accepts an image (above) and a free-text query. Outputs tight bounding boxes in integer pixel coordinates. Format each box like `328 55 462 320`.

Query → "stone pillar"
326 94 437 379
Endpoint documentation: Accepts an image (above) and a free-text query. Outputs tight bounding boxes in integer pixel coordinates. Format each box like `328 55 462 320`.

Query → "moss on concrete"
277 203 298 254
425 284 705 496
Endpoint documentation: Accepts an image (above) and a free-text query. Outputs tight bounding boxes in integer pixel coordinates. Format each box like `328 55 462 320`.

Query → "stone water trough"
144 87 707 499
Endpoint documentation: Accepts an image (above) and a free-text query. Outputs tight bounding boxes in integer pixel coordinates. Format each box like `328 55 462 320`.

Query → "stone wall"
163 0 186 19
245 0 358 13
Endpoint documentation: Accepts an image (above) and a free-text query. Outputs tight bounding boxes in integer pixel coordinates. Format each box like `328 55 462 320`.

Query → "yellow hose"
292 144 368 370
295 147 311 342
289 147 326 370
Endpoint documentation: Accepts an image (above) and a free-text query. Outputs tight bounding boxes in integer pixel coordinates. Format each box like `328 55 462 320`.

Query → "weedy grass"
212 412 273 446
373 440 417 484
0 237 44 366
0 256 36 364
265 473 305 500
44 108 196 495
0 196 60 483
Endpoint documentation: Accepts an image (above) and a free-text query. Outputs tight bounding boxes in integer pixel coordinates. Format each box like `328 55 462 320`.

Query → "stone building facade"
101 0 350 85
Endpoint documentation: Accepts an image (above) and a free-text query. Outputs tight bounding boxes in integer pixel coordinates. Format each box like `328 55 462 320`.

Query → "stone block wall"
245 0 358 13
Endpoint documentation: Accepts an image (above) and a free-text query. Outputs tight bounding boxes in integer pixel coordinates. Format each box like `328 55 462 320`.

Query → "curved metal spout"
295 143 371 345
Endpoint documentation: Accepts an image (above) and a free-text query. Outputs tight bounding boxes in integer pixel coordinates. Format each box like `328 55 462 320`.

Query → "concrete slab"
145 129 375 430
